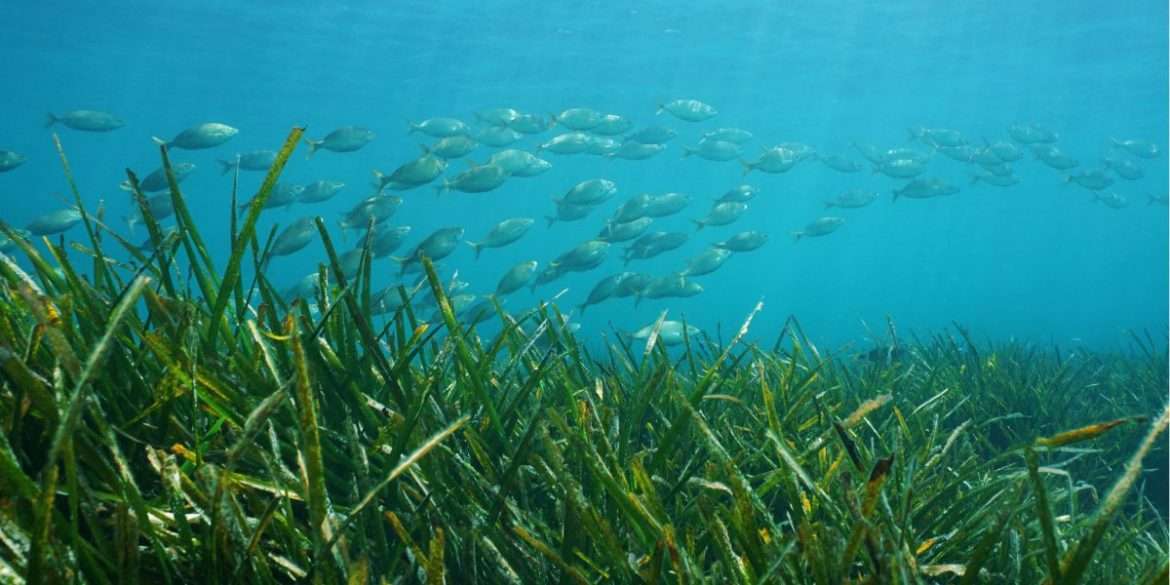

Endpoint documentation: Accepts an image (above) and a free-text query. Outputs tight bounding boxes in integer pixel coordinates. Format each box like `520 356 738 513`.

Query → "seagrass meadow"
0 130 1167 584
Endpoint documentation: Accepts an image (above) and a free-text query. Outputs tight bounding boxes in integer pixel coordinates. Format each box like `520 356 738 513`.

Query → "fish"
45 110 124 132
693 201 745 230
373 150 448 190
608 142 666 160
496 260 539 295
554 108 604 130
558 179 617 206
714 230 768 252
591 114 633 136
396 227 465 274
680 247 732 277
475 126 523 147
624 231 688 264
1146 193 1168 206
716 184 759 204
284 273 324 300
0 228 31 253
298 180 346 204
549 240 610 272
978 161 1014 177
26 207 83 236
1008 123 1058 144
614 272 653 298
429 135 479 159
487 149 550 176
610 194 652 223
1032 144 1079 170
365 225 412 258
240 183 303 213
824 189 878 209
682 139 741 161
476 107 521 126
372 285 410 316
986 141 1024 162
408 118 469 137
892 178 959 201
1065 169 1114 191
626 126 677 145
1110 138 1160 159
217 150 276 174
970 173 1020 187
631 320 701 346
578 272 633 314
0 150 26 173
125 193 175 232
530 263 568 290
908 127 964 147
818 154 864 173
702 128 753 144
508 112 555 134
120 162 196 193
306 126 375 156
597 217 653 243
339 195 403 231
270 218 317 257
1103 158 1143 180
741 148 799 174
436 162 510 195
792 217 845 241
585 136 622 156
466 217 534 259
643 192 691 218
657 99 718 122
338 250 365 278
1093 192 1128 209
546 199 596 226
637 274 703 303
538 132 593 154
935 145 978 162
873 158 927 179
852 142 889 164
154 122 238 150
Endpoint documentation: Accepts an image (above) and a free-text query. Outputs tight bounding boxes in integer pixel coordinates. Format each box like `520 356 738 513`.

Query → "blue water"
2 0 1166 350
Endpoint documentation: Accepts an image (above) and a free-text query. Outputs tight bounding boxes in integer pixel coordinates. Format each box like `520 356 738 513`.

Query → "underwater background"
1 0 1167 349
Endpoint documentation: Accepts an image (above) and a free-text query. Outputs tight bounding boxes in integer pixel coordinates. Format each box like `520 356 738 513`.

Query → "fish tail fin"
124 215 138 236
739 159 753 175
305 139 322 158
824 201 834 209
681 146 693 158
545 216 557 227
791 231 803 242
891 190 900 203
216 159 236 175
1148 194 1157 205
692 219 704 231
370 169 386 189
150 136 170 148
969 174 980 186
44 113 59 128
407 120 420 134
465 240 482 259
434 180 449 196
655 104 665 115
577 304 587 315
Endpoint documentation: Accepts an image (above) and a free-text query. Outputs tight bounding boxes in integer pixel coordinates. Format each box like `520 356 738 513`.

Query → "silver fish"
496 260 539 295
306 126 375 156
559 178 617 206
121 162 196 193
680 247 732 277
626 126 677 145
217 150 276 174
657 99 717 122
475 126 523 147
631 320 701 346
682 139 741 161
373 151 448 190
608 142 666 160
365 225 412 258
714 231 768 252
893 178 959 201
578 272 633 314
298 180 346 204
397 227 464 274
429 135 479 159
0 150 26 173
597 217 653 243
408 118 469 137
27 207 83 236
702 127 753 144
508 113 555 134
818 154 864 173
270 218 317 257
539 132 592 154
793 217 845 241
716 184 759 204
591 114 633 136
1008 123 1058 144
1066 169 1114 191
624 231 688 264
45 110 124 132
1110 138 1160 159
436 162 510 194
154 122 238 150
339 195 403 230
466 218 534 259
554 108 603 130
693 201 745 230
